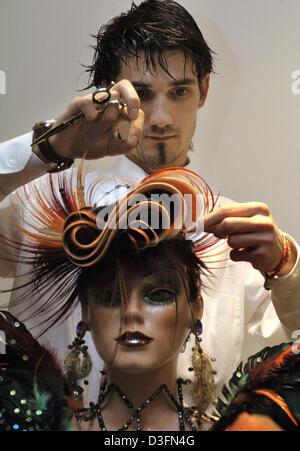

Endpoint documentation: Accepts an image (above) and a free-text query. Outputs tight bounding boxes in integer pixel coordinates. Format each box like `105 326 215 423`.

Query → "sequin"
236 371 242 378
14 408 20 414
256 357 262 363
22 355 29 361
14 322 20 328
20 399 27 405
13 424 20 430
36 410 42 416
10 389 16 396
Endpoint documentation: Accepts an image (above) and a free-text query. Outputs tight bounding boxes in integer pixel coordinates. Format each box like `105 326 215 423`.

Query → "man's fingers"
112 80 141 120
204 203 271 231
205 215 274 238
100 101 123 127
127 109 144 148
227 232 274 250
230 247 262 265
71 95 100 122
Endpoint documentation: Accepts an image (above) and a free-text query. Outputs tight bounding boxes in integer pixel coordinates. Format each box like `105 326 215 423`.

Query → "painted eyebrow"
132 78 196 88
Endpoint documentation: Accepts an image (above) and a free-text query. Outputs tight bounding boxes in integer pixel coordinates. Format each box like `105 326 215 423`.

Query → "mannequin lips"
115 331 153 347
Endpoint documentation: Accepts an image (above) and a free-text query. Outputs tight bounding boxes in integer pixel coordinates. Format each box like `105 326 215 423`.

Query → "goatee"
158 143 167 165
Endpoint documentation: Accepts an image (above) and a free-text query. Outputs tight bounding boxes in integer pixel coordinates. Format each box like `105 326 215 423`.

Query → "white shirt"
1 132 300 406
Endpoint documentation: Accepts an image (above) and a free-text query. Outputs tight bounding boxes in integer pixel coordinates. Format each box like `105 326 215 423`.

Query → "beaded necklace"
85 378 199 431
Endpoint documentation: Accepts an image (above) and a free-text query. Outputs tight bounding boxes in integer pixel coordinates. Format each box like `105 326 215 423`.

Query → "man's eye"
144 288 176 305
173 87 188 97
136 89 152 100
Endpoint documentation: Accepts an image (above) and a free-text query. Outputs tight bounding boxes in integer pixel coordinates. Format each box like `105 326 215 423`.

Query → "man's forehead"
116 50 197 84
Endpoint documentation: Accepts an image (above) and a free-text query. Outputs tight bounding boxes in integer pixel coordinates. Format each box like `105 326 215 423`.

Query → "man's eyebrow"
131 78 197 88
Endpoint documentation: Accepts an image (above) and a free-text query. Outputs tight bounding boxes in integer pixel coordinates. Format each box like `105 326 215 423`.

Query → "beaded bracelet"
264 234 291 290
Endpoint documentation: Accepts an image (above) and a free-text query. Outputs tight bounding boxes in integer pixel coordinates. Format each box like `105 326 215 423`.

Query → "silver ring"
92 88 111 105
107 99 127 109
92 82 115 106
107 99 122 107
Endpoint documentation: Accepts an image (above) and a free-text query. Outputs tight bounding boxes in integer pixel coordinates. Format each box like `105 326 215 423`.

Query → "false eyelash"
147 287 176 296
144 287 178 305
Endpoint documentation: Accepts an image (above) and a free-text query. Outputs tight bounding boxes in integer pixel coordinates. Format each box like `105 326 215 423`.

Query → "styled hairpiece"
0 166 225 334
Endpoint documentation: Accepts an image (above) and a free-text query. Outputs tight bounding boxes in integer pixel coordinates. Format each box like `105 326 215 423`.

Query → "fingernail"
129 108 139 120
128 135 138 147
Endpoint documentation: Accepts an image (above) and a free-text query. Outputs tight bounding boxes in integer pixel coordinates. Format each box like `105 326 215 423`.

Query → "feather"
0 311 61 371
213 342 300 431
0 166 226 334
0 311 72 431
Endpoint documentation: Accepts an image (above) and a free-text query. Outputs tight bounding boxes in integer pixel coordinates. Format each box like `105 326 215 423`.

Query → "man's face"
116 51 209 168
85 268 200 375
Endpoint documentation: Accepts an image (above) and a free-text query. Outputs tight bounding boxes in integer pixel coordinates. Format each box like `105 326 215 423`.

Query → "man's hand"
45 80 144 160
204 202 297 276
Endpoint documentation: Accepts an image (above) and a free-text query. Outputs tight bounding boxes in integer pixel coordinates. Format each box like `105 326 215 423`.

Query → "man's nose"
149 96 173 128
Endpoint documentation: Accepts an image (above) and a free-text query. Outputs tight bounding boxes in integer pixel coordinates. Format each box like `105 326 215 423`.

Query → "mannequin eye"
144 288 176 305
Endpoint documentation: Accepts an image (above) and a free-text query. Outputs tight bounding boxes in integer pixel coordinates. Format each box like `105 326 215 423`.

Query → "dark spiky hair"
86 0 215 88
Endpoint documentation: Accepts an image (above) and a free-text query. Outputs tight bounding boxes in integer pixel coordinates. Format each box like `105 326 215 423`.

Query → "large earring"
64 321 92 401
190 319 216 416
180 330 192 353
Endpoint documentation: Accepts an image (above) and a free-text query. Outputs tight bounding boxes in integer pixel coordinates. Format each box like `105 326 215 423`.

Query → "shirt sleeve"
0 132 48 201
0 133 49 277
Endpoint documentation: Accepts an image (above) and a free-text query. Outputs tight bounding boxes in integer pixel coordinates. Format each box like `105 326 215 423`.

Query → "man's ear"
198 73 210 108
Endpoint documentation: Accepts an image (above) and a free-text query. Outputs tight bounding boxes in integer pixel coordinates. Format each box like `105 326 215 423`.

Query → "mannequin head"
79 238 204 375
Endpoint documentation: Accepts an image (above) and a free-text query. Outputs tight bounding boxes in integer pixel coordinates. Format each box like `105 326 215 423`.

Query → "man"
0 0 299 404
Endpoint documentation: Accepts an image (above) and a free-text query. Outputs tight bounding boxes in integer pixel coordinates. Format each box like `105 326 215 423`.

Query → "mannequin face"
84 267 201 375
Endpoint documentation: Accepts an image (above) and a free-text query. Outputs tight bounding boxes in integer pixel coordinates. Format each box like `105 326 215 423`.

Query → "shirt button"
7 158 16 168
